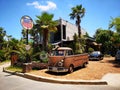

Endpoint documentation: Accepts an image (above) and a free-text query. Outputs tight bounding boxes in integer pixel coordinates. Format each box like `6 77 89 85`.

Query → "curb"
3 68 107 85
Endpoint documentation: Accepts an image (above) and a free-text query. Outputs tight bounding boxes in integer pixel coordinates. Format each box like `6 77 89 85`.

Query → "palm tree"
35 12 58 51
69 5 85 38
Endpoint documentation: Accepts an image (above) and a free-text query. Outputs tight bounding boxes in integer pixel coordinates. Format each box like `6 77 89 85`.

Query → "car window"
51 50 64 56
66 50 73 55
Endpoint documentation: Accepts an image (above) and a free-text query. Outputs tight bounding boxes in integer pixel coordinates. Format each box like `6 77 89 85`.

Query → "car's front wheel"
68 65 74 73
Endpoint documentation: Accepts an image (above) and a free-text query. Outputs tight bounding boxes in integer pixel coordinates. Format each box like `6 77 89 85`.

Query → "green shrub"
88 47 94 53
40 51 48 63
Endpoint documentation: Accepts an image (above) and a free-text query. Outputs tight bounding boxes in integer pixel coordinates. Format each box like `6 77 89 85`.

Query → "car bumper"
48 66 68 72
89 57 100 60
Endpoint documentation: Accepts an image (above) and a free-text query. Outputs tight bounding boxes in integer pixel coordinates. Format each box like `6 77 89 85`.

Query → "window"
66 50 73 55
51 50 64 56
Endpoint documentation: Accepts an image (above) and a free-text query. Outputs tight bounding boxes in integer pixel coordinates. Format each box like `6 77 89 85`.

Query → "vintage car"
115 50 120 61
48 47 89 73
89 51 104 60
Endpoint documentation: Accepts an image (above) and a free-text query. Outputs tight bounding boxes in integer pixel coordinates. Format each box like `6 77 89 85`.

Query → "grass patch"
104 54 112 57
0 60 10 65
6 66 22 72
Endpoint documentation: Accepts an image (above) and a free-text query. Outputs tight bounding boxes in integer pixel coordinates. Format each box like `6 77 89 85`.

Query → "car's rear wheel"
82 63 87 68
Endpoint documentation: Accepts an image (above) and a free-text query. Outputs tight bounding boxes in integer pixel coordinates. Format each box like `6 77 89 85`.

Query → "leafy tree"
109 17 120 33
0 27 6 49
69 4 85 38
109 17 120 50
111 32 120 48
94 28 113 54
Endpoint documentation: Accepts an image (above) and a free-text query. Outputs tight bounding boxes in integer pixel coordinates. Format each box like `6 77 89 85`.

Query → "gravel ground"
29 57 120 80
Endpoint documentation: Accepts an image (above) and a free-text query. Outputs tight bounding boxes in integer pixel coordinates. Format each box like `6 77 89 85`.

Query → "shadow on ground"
45 66 86 76
45 71 68 76
100 59 120 68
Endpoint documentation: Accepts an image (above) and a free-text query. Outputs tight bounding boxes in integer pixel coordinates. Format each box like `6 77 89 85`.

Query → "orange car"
48 47 89 73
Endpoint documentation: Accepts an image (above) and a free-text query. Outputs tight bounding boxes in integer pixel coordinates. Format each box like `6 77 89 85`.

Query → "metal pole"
26 29 29 63
26 29 28 45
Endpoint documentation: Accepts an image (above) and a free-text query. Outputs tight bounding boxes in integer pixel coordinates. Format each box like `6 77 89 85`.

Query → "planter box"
22 62 48 73
32 62 48 69
22 63 32 73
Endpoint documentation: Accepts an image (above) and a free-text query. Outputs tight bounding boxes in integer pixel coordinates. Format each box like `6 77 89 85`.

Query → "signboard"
25 45 31 51
20 15 33 30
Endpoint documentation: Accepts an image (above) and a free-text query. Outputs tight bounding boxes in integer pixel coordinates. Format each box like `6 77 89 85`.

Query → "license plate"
53 67 57 71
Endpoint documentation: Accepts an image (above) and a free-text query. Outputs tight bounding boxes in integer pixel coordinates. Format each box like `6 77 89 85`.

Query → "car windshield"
51 50 64 56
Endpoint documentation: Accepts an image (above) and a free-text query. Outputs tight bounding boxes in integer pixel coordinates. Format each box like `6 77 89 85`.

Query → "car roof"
53 47 72 50
57 47 72 50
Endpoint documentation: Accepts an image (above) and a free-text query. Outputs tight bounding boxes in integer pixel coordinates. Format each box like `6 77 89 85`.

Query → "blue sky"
0 0 120 39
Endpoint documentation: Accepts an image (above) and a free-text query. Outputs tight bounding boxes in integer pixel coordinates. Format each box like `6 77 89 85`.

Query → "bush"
88 47 94 53
0 50 6 62
40 51 48 63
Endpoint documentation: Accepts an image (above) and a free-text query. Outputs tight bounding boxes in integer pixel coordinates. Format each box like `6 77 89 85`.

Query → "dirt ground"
29 57 120 80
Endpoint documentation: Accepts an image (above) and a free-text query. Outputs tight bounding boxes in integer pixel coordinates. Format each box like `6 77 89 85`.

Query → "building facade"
50 18 86 44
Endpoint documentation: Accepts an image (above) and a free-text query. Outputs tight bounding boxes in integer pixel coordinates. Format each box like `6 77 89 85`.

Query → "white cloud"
27 1 57 11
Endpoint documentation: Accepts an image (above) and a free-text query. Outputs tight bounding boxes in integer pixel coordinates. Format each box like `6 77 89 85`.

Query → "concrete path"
102 73 120 88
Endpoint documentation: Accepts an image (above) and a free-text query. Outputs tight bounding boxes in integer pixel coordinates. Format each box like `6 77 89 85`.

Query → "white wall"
61 19 86 41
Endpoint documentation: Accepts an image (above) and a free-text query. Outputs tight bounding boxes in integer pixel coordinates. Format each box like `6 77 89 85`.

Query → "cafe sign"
20 15 33 30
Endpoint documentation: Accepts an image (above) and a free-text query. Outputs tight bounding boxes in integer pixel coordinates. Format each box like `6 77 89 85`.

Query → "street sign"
25 45 31 51
20 15 33 30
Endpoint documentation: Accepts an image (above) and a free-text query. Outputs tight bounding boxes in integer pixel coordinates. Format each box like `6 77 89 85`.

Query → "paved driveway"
0 62 120 90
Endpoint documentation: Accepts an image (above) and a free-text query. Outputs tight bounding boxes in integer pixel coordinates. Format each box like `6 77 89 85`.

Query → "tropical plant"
35 12 58 51
12 43 41 63
73 33 85 54
69 4 85 38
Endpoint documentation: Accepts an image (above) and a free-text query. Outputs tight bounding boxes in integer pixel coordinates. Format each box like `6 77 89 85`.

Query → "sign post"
20 15 33 63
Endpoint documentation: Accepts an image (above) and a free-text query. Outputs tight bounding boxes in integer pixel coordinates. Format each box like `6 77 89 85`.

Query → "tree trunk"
77 16 81 38
43 29 48 51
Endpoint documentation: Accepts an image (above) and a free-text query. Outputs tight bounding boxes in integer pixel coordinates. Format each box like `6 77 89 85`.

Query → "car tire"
82 63 87 68
68 65 74 73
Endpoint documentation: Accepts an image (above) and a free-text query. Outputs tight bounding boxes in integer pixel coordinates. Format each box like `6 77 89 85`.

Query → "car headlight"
58 60 64 67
